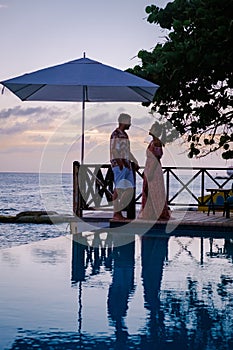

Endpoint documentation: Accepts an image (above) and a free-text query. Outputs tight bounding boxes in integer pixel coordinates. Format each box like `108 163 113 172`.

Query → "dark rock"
16 211 58 218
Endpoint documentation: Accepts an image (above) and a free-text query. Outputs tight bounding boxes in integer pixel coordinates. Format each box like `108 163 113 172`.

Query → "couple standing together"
110 113 171 222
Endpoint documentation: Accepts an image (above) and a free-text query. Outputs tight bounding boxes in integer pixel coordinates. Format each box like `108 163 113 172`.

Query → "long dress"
139 139 170 221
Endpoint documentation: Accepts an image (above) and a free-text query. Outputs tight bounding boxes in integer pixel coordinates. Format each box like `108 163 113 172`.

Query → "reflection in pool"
0 230 233 349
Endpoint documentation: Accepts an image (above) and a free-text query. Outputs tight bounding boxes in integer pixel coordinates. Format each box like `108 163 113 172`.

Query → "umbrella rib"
14 84 46 101
129 86 155 102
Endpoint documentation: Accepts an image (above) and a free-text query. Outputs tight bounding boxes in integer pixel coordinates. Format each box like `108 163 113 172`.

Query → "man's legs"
112 187 134 220
112 167 135 220
112 188 124 220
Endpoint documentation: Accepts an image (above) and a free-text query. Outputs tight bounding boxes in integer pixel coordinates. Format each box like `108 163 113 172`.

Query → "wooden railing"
73 162 233 218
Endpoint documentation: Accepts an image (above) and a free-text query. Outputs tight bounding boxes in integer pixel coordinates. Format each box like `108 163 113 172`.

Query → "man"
110 113 139 221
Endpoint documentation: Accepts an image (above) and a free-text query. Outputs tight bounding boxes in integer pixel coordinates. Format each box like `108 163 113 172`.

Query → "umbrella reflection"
71 233 88 283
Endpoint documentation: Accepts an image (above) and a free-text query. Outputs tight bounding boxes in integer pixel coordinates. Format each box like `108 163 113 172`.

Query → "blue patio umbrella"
1 54 159 163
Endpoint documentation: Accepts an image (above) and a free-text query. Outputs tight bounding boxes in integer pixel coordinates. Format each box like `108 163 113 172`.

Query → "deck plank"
81 210 233 233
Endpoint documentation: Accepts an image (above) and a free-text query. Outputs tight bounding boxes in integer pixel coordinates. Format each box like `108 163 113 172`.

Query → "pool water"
0 229 233 349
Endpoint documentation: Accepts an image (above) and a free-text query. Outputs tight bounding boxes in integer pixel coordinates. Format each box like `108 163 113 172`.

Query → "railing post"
126 165 136 219
166 168 170 205
201 169 205 207
73 161 78 216
73 161 83 217
200 237 204 265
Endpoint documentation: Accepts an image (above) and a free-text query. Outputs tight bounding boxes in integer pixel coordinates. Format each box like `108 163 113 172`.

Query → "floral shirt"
110 128 131 167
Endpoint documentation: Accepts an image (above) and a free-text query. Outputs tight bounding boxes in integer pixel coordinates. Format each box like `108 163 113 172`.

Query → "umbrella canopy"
1 55 159 162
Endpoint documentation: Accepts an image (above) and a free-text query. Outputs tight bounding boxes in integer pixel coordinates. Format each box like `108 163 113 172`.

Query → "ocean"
0 172 73 249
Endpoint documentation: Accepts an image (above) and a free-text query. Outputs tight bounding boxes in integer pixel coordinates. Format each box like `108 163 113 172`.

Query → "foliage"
128 0 233 159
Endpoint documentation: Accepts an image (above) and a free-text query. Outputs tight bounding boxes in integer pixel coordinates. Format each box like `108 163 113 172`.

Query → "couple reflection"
141 235 168 314
71 231 168 346
141 235 168 347
107 234 168 348
107 236 135 345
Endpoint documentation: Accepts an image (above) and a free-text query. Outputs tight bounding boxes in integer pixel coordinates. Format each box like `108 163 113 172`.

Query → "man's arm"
129 152 140 170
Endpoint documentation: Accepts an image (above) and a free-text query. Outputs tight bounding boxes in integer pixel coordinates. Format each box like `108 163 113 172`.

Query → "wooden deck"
82 209 233 225
79 210 233 236
166 210 233 228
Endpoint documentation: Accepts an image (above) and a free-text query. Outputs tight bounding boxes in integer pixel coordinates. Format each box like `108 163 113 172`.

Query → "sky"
0 0 231 173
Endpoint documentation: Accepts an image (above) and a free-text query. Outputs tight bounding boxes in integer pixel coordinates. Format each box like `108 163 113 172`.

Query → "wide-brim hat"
149 122 162 137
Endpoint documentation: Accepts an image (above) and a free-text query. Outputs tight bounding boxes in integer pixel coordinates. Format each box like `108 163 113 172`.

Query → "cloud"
29 134 47 142
87 112 113 126
0 105 63 120
0 105 69 135
0 122 27 135
134 115 153 126
0 4 7 9
0 144 42 154
0 106 20 119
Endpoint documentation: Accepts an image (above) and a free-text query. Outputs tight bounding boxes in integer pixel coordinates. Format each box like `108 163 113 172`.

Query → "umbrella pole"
81 87 85 164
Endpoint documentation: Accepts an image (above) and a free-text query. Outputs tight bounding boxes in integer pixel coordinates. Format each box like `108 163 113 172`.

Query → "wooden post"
126 165 136 219
73 161 83 217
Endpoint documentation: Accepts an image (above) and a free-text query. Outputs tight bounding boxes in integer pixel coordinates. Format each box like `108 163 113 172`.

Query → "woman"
138 122 170 221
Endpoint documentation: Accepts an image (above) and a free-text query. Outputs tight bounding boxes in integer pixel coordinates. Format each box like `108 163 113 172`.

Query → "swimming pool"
0 229 232 349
